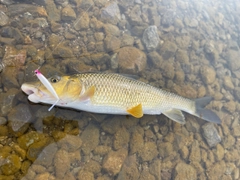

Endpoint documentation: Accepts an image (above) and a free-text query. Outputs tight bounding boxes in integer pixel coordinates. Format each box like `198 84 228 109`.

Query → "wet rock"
223 100 236 113
149 159 161 179
7 104 32 131
54 149 70 179
104 35 121 52
103 148 128 176
117 155 139 180
53 44 74 58
0 117 7 125
161 61 175 79
233 125 240 136
139 169 155 180
0 89 17 115
175 50 189 64
83 160 101 175
213 144 225 161
184 17 198 27
61 6 76 21
103 23 120 36
0 11 9 26
161 9 175 27
174 162 197 180
74 12 89 30
160 40 177 60
148 51 163 68
130 127 144 154
121 33 134 47
200 66 216 84
222 134 235 149
80 0 94 8
128 5 143 26
158 142 173 158
202 123 221 147
34 142 58 167
45 0 61 21
0 154 21 175
223 76 234 90
80 123 99 155
139 142 158 161
34 172 55 180
93 145 111 156
78 170 94 180
225 50 240 71
113 127 130 150
142 26 160 51
118 46 146 73
8 4 47 17
0 125 7 136
207 161 226 179
189 141 201 162
27 137 52 161
101 2 121 24
234 87 240 100
57 134 82 152
179 146 189 159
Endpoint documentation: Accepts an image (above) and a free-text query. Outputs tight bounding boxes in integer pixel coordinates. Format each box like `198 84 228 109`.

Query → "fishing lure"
34 69 59 111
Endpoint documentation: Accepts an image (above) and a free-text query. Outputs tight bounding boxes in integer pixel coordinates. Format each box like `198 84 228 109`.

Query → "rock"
149 159 161 179
174 162 197 180
57 134 82 152
128 5 143 26
80 123 99 155
233 125 240 136
93 145 111 156
103 148 128 176
54 149 70 179
142 26 160 51
104 35 121 52
161 9 175 27
0 11 9 26
8 4 47 17
80 0 94 8
61 6 76 21
148 51 163 68
45 0 61 21
121 34 134 47
0 125 7 136
34 142 58 167
207 161 226 179
83 160 101 175
202 123 221 147
225 50 240 71
118 47 147 73
189 141 201 162
223 76 234 90
139 142 158 161
158 142 173 158
0 154 21 175
113 127 130 150
34 172 55 180
103 23 120 36
160 41 177 60
200 66 216 84
223 101 236 113
234 87 240 100
0 117 7 125
74 12 89 30
78 170 94 180
101 2 121 24
53 44 74 58
7 104 33 131
139 169 155 180
175 50 189 64
117 155 139 180
130 127 144 154
213 144 225 161
27 137 52 161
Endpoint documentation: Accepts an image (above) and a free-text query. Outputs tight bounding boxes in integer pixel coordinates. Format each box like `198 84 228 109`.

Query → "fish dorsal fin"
163 109 186 124
127 104 143 118
79 86 95 101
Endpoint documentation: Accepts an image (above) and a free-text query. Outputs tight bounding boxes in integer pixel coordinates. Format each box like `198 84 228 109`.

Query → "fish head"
21 75 82 105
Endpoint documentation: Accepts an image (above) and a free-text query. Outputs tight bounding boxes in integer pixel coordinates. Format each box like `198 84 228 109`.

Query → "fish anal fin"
79 86 95 101
163 109 185 124
127 104 143 118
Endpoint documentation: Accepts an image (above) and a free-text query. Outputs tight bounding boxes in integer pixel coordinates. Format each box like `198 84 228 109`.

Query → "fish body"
21 73 221 124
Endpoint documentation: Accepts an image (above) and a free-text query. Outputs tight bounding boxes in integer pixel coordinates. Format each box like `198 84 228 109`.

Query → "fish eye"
50 75 61 83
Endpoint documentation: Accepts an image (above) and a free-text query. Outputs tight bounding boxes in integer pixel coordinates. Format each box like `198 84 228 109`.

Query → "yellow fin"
127 104 143 118
79 86 95 101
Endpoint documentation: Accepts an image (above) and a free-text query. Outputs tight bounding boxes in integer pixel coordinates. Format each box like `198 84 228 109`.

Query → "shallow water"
0 0 239 179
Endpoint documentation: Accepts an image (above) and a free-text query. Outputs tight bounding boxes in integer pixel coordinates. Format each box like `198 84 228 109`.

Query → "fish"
21 73 221 124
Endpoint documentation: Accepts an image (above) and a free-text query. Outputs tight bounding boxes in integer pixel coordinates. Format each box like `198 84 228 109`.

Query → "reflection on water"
0 0 240 179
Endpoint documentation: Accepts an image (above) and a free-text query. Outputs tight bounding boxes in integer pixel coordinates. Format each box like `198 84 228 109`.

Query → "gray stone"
160 41 177 60
225 50 240 71
0 11 9 26
202 123 221 147
0 88 18 116
101 2 121 24
7 103 33 131
142 26 160 51
0 117 7 125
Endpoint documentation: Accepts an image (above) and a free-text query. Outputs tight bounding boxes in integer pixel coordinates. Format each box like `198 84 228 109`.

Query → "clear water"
0 0 239 179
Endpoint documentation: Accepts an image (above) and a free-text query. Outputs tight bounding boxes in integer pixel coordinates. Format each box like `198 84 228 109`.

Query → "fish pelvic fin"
194 97 221 124
79 86 95 101
163 109 186 124
127 104 143 118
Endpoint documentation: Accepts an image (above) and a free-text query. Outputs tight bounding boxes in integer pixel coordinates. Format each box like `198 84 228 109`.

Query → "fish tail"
194 97 221 124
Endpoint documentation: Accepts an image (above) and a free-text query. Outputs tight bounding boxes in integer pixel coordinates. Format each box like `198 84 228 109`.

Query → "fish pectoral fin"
127 104 143 118
79 86 95 101
163 109 186 124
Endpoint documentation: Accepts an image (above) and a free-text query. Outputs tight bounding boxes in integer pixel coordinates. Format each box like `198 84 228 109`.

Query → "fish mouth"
21 83 45 103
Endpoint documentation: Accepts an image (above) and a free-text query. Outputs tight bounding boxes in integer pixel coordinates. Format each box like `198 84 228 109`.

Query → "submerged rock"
118 46 146 73
101 2 121 24
174 162 197 180
0 154 21 175
202 123 221 147
200 66 216 85
0 11 9 26
142 26 160 51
